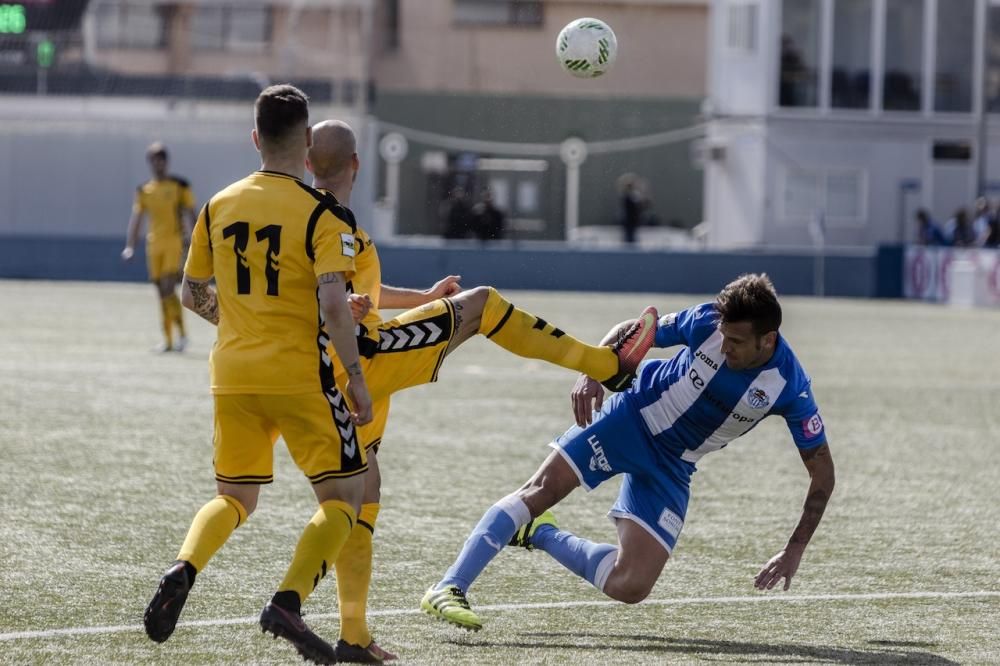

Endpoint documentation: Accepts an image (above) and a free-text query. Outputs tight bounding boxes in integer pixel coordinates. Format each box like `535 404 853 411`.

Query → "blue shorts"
550 391 692 554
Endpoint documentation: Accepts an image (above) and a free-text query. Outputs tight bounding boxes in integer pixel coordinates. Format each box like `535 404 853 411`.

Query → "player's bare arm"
754 443 835 591
318 271 372 425
181 207 196 244
121 212 143 261
379 274 462 309
181 275 219 325
570 317 641 426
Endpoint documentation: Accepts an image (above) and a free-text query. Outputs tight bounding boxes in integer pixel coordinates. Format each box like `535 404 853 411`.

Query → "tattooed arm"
754 443 835 591
181 275 219 325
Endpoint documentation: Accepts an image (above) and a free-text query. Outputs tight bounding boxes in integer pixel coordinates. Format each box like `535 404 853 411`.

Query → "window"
778 0 821 107
934 0 975 112
454 0 543 27
727 2 758 52
95 3 167 49
780 167 866 225
987 5 1000 112
831 0 872 109
192 6 270 52
883 0 924 111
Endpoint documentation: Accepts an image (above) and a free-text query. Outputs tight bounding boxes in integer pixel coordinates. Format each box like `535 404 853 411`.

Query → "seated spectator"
972 197 996 246
915 208 948 246
945 208 976 247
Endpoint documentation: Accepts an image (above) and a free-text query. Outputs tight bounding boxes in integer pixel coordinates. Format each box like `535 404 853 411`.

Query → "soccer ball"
556 18 618 78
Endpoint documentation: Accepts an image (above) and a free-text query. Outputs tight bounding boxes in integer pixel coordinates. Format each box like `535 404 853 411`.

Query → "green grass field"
1 280 998 665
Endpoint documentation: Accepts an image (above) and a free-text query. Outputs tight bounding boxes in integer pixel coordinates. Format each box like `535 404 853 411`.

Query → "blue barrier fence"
0 235 904 298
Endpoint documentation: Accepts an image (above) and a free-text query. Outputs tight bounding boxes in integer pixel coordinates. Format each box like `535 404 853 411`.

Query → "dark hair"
715 273 782 335
146 142 168 161
254 84 309 142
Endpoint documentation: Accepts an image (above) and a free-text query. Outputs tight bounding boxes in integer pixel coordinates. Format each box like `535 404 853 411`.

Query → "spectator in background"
617 173 643 244
472 189 506 241
972 197 996 246
442 187 475 239
915 209 948 246
984 216 1000 248
946 208 976 247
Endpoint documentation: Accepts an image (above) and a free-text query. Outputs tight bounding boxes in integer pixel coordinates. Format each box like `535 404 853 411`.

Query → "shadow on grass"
445 632 958 664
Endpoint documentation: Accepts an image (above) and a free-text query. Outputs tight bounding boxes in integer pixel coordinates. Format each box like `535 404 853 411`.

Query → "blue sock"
533 526 618 591
439 494 531 593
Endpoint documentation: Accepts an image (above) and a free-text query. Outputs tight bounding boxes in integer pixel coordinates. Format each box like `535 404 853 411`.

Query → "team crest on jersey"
745 385 770 409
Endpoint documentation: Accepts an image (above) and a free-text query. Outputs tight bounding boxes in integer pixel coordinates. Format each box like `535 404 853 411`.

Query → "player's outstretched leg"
420 493 532 631
464 287 657 390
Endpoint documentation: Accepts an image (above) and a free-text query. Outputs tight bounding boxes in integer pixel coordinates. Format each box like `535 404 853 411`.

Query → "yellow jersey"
133 176 195 245
185 171 358 394
316 189 384 356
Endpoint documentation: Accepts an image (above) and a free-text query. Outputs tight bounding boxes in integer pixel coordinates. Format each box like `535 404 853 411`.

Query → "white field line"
1 590 998 642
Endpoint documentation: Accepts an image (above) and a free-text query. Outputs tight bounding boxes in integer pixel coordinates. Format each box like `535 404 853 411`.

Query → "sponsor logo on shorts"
587 435 612 473
657 508 684 539
746 386 770 409
802 413 824 439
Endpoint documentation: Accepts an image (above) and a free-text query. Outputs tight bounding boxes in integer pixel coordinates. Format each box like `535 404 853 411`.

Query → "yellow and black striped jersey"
316 189 383 353
185 170 357 394
133 176 195 245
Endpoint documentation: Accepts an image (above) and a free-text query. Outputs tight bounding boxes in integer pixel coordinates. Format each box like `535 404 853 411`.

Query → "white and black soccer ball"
555 18 618 79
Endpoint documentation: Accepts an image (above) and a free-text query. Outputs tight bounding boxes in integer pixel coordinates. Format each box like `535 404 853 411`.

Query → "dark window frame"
453 0 544 28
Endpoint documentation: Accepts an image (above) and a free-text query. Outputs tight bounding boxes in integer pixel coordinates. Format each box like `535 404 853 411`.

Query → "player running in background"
304 119 657 663
143 85 373 665
422 274 835 631
121 142 195 352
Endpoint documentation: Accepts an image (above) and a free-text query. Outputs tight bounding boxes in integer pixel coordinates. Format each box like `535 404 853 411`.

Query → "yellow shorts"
213 388 367 485
147 237 183 281
333 298 457 448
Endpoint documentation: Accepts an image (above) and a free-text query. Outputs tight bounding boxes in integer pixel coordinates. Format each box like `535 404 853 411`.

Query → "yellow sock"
159 298 173 349
336 503 379 646
166 294 186 336
176 495 248 572
478 287 617 381
278 500 356 603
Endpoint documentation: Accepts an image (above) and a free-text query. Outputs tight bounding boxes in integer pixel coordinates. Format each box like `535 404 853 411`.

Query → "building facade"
705 0 1000 249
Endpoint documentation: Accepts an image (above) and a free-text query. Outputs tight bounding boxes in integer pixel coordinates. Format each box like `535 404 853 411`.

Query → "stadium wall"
0 97 372 239
0 236 902 299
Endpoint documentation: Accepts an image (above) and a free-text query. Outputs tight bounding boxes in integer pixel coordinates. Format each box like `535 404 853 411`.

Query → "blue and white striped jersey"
625 302 826 466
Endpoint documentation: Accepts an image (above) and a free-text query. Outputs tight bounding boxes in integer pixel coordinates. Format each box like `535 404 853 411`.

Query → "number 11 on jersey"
222 221 281 296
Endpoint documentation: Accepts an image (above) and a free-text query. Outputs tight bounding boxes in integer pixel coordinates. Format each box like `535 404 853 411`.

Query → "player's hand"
571 374 605 427
120 246 134 262
425 275 462 300
348 293 373 323
754 545 804 591
345 374 373 425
